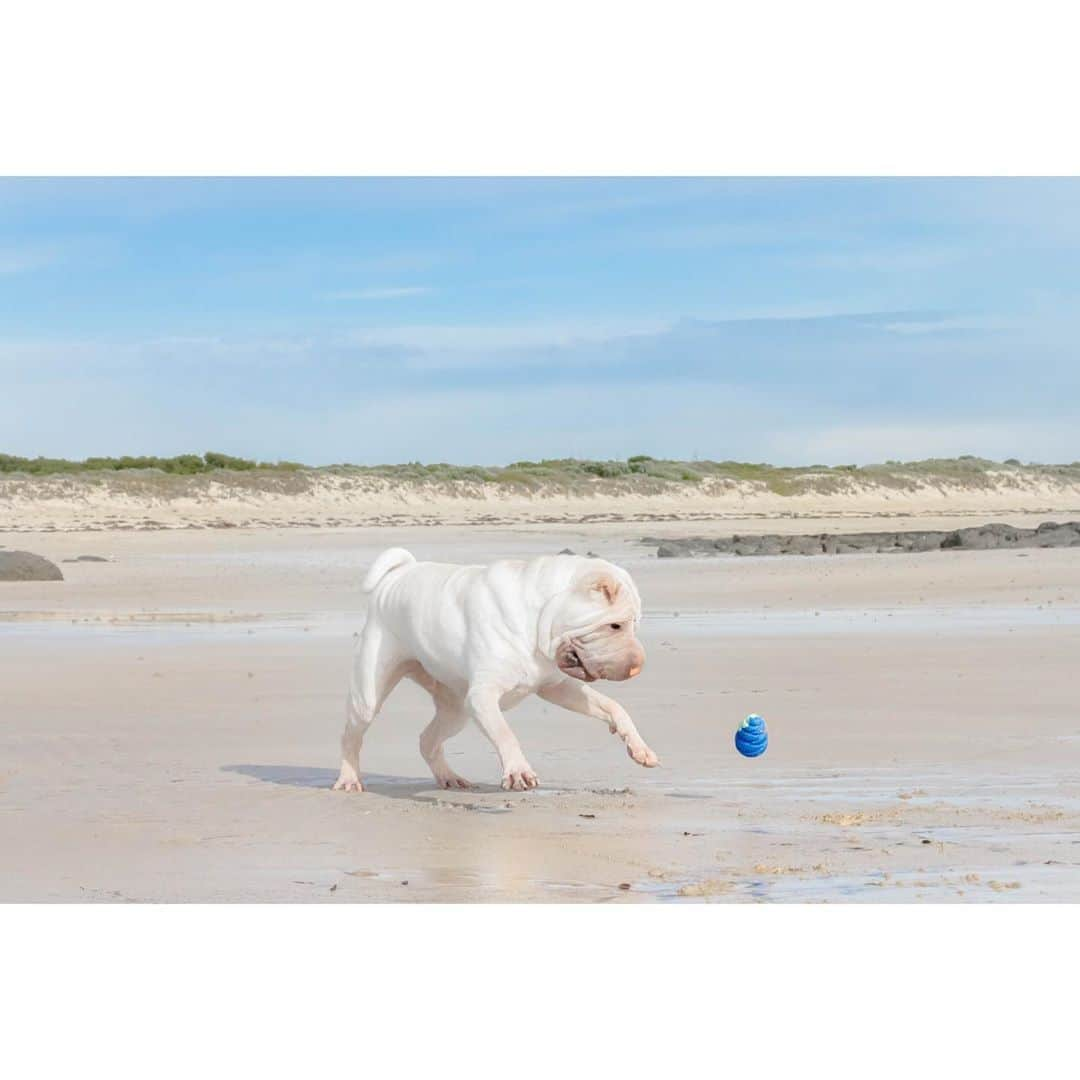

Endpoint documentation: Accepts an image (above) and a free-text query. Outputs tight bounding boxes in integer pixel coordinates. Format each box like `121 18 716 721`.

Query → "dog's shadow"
222 764 505 803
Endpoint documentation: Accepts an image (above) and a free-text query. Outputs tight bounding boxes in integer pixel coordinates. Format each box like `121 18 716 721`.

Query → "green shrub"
581 461 630 478
0 451 261 475
204 451 257 471
5 454 1080 491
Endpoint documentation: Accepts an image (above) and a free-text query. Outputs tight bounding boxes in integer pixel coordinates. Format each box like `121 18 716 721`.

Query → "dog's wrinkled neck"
535 586 575 660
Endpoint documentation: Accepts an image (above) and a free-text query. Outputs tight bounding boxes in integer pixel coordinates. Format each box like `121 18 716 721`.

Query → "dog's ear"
580 571 621 605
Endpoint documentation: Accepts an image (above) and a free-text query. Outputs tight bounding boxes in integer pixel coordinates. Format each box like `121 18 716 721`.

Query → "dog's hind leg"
416 680 472 790
333 626 406 793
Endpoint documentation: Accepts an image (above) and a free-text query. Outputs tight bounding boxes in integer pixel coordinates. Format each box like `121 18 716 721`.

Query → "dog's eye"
610 623 622 630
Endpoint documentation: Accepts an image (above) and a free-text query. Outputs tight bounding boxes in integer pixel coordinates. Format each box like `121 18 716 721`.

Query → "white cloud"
325 285 433 301
791 246 971 273
0 243 60 274
3 307 1078 466
770 422 1080 466
342 318 669 352
877 316 1014 335
218 380 774 465
628 221 795 250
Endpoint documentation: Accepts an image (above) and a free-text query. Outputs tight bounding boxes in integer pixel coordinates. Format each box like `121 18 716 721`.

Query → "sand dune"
4 464 1080 532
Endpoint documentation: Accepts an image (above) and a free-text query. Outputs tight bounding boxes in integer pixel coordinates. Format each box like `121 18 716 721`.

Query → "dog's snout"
625 653 645 679
611 645 645 681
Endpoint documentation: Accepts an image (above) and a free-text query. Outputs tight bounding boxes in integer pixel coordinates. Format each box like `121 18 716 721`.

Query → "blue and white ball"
735 714 768 758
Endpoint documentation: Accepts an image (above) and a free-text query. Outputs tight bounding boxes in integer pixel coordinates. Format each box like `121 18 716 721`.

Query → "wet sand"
2 520 1079 902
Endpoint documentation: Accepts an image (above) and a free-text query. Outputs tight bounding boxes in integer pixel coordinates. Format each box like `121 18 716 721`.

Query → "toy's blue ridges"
735 713 768 757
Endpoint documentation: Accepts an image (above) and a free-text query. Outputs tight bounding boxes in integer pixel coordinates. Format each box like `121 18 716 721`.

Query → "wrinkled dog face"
555 569 645 682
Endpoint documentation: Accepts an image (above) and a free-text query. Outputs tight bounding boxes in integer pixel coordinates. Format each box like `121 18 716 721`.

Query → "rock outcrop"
647 521 1080 558
0 550 65 581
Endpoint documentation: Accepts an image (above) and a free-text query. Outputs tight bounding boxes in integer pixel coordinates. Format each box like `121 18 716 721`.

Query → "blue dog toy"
735 714 768 757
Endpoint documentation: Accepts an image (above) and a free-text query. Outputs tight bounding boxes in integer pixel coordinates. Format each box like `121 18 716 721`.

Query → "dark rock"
832 534 871 551
62 555 109 563
1036 526 1080 548
558 548 575 555
0 551 64 581
953 528 987 547
645 520 1080 559
783 536 823 556
659 538 713 555
906 533 945 552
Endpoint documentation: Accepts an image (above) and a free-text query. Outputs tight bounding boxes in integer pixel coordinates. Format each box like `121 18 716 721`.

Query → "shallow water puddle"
645 606 1080 637
343 866 616 899
5 602 1080 647
643 860 1080 902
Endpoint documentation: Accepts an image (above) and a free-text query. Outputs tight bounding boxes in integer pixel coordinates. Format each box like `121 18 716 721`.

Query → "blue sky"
2 177 1079 464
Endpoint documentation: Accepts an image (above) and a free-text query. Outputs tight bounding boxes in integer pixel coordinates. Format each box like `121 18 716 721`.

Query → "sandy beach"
3 510 1079 903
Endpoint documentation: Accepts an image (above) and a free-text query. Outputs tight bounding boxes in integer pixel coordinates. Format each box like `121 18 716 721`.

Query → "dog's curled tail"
361 547 416 593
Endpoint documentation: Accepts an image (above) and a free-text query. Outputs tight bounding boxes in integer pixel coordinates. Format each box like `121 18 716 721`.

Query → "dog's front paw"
626 740 660 768
501 764 539 791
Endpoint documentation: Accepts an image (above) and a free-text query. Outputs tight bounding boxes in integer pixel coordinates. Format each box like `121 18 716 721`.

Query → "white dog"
333 548 659 792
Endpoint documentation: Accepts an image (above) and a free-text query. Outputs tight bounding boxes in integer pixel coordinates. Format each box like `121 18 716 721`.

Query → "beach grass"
4 452 1080 497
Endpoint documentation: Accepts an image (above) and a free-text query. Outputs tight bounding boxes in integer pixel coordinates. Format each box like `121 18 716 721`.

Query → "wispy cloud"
627 225 972 274
791 245 971 273
0 243 61 274
628 221 794 251
325 286 433 301
343 317 668 352
770 421 1080 466
877 315 1014 335
5 306 1077 461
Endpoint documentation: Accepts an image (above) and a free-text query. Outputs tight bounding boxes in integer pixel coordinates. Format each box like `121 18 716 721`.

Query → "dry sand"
2 516 1079 902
